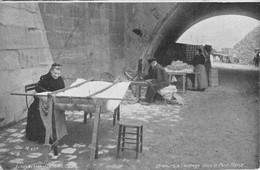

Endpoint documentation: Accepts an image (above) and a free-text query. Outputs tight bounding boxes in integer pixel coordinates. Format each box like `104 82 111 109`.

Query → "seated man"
141 57 177 105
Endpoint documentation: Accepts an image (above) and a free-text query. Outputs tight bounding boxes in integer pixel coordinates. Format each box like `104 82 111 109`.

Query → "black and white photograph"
0 0 259 169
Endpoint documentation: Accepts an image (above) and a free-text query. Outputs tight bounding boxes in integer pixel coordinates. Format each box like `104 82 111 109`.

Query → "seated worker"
26 63 67 144
141 57 177 105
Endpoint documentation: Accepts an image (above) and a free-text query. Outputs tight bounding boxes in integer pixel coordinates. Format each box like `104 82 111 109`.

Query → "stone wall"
39 3 126 83
38 3 175 82
0 3 53 126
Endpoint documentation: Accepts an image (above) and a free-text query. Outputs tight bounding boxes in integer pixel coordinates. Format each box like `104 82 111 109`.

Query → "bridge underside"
150 3 260 63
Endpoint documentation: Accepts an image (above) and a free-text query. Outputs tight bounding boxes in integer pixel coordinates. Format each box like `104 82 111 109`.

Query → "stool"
117 120 143 159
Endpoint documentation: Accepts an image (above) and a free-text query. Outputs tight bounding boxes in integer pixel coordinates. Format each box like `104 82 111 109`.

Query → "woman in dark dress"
187 49 208 91
254 52 260 67
25 63 65 143
193 49 209 90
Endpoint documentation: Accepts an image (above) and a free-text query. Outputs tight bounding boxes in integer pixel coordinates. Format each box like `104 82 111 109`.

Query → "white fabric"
36 79 131 113
158 85 177 100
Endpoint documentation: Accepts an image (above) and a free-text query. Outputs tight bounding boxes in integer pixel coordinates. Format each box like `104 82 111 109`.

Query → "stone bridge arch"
145 3 260 62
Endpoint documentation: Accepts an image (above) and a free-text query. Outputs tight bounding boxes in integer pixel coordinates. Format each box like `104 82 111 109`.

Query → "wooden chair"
25 83 38 109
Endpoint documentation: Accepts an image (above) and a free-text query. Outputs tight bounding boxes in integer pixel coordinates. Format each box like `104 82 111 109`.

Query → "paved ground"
0 63 259 170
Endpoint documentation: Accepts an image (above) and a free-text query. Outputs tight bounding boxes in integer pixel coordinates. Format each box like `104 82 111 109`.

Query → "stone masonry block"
32 10 45 29
28 29 48 48
105 9 113 20
0 26 7 49
23 3 39 13
72 5 85 18
0 66 49 94
0 50 20 70
110 48 124 60
109 35 124 49
2 3 20 9
60 17 74 31
104 3 113 10
36 48 53 66
60 4 72 17
38 3 45 13
109 22 124 34
3 25 31 49
46 31 64 49
42 15 56 31
91 35 109 49
0 70 26 94
2 94 25 123
115 10 124 23
91 19 109 35
18 49 40 68
113 3 124 12
112 58 125 75
45 3 61 16
0 4 35 28
89 8 101 19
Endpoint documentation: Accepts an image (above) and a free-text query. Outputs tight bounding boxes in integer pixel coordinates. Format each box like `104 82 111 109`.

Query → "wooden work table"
166 71 200 94
11 80 132 170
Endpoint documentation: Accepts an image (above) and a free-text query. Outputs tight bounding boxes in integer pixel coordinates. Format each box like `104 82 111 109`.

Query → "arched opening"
146 3 260 64
177 15 259 66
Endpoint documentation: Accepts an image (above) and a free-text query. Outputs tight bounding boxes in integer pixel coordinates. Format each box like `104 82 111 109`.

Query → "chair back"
100 72 115 82
25 83 38 109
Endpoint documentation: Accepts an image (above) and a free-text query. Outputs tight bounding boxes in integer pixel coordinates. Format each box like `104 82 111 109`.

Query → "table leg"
52 106 58 156
138 86 141 99
183 74 186 94
117 106 120 121
89 102 101 170
48 95 58 156
194 73 198 89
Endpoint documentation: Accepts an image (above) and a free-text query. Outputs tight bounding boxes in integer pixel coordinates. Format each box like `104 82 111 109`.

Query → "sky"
177 15 259 51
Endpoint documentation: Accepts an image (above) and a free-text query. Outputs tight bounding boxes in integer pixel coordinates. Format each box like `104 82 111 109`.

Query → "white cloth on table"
36 79 131 144
158 85 177 100
57 79 131 112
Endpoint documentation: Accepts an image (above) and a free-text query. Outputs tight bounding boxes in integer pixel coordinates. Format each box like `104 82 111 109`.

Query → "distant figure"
187 49 209 91
253 52 260 67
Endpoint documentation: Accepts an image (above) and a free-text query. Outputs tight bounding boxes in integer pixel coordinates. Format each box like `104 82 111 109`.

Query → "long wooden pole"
88 100 102 170
88 82 119 97
10 93 133 101
50 78 94 95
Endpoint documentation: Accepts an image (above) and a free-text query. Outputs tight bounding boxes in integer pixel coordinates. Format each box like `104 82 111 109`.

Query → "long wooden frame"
11 80 133 170
46 80 125 170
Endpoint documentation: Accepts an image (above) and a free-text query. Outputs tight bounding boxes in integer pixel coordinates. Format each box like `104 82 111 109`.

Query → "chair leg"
113 110 116 125
121 127 126 151
117 106 120 121
136 127 139 159
84 112 87 124
117 125 122 158
140 125 143 153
